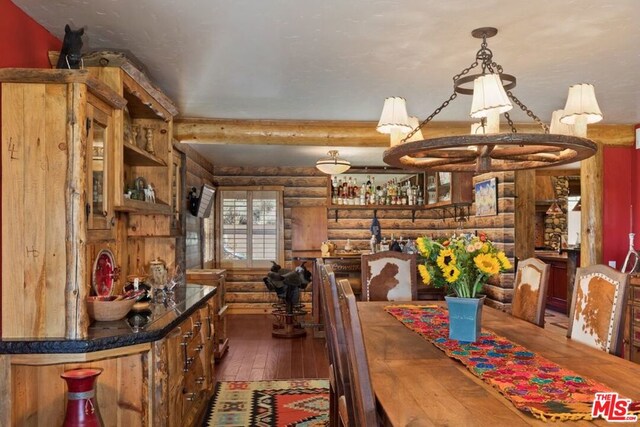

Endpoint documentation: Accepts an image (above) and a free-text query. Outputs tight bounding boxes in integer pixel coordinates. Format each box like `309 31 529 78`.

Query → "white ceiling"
14 0 640 167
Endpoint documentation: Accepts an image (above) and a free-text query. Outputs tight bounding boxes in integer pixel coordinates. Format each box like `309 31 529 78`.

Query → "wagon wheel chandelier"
379 27 600 173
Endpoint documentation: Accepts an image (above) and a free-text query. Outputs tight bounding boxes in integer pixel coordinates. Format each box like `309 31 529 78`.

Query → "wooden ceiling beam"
174 118 635 147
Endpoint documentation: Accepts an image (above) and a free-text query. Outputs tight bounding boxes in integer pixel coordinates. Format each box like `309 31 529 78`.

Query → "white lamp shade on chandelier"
560 83 603 125
376 97 412 134
549 109 574 136
470 73 513 119
315 150 351 174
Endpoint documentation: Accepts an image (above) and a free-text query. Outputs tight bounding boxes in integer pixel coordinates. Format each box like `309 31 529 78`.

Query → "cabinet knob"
196 344 204 352
110 216 116 226
195 376 205 385
183 331 194 339
185 392 197 401
102 210 108 217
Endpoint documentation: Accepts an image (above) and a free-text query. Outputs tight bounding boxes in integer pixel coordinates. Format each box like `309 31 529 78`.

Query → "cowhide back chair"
361 251 417 301
318 261 352 426
336 278 379 426
567 264 629 355
511 257 550 327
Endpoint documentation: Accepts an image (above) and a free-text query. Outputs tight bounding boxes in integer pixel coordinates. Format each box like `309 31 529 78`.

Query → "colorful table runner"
385 305 640 422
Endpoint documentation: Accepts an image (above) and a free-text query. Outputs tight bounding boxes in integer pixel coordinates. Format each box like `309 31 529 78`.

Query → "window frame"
216 186 284 269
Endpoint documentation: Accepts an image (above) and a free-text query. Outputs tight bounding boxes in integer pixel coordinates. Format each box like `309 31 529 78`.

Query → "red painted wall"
0 0 61 335
603 146 638 268
0 0 61 68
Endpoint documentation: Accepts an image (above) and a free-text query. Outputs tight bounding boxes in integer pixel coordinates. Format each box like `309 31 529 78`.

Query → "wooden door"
291 206 327 251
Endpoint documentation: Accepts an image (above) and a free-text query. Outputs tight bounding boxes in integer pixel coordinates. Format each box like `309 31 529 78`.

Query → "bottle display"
330 175 423 206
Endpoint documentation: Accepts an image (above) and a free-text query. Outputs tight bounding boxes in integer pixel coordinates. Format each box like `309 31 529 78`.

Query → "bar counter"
0 284 216 354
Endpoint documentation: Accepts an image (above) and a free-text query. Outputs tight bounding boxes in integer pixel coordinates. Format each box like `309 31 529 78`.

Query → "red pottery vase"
60 368 104 427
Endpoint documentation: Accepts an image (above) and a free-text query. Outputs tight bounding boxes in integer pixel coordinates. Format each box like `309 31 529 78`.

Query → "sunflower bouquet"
416 232 512 298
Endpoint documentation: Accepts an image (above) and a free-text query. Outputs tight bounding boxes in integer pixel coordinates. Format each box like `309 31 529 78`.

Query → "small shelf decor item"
416 232 512 342
92 249 119 296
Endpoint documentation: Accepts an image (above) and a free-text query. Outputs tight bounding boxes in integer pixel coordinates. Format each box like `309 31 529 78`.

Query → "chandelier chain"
506 91 549 133
402 59 480 143
503 112 517 133
401 92 458 142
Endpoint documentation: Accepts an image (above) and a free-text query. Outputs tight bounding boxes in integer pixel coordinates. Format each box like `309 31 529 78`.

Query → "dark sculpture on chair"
56 24 84 69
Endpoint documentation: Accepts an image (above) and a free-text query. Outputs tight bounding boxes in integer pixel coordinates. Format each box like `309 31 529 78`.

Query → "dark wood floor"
214 315 330 381
213 310 568 383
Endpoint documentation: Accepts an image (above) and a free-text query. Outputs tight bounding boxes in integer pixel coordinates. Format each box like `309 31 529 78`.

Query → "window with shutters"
218 188 283 269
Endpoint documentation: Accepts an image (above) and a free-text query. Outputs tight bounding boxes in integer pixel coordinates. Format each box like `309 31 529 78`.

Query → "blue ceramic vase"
445 295 486 342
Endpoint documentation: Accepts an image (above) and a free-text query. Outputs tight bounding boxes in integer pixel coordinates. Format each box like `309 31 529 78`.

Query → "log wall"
214 167 516 312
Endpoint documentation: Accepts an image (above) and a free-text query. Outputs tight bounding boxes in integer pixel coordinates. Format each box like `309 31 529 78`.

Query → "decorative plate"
92 249 117 296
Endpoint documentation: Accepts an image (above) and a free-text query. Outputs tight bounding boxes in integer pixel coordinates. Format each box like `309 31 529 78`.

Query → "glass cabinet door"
86 102 113 231
437 172 452 203
425 171 455 206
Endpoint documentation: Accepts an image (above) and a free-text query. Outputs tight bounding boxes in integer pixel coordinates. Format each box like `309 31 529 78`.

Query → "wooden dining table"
358 301 640 426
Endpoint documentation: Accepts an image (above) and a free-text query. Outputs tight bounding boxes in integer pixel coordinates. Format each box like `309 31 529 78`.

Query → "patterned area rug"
202 379 329 427
385 305 640 422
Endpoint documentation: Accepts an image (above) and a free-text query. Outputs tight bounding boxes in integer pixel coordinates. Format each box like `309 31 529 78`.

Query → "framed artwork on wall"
475 177 498 216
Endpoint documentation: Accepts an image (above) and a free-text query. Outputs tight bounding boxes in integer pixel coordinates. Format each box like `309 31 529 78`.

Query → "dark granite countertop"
0 284 216 354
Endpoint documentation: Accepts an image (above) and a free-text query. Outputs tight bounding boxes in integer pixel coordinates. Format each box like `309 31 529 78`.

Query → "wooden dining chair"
511 257 550 327
318 261 352 426
567 264 629 355
337 278 379 426
361 251 417 301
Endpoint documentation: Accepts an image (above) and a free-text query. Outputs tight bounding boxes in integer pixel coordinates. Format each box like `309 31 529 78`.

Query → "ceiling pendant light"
380 27 599 173
316 150 351 174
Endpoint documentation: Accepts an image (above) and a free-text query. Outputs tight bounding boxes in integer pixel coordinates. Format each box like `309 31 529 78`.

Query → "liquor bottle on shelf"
417 186 424 206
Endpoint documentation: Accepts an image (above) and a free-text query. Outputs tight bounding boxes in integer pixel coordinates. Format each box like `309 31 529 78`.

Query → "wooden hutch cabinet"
85 53 182 278
0 63 210 426
1 68 127 339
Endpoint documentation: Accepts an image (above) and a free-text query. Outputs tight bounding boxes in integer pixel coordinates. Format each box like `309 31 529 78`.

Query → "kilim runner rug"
202 379 329 427
386 305 640 422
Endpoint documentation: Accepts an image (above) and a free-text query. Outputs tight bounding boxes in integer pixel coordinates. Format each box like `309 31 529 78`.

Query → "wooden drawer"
633 324 640 346
631 285 640 303
632 305 640 326
184 353 205 389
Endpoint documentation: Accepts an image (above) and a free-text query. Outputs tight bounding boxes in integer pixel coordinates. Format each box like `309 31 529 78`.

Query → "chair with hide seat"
567 264 629 355
511 257 550 327
361 251 417 301
336 278 379 426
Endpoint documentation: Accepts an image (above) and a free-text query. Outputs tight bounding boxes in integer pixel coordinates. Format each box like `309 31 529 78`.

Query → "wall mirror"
327 167 425 207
